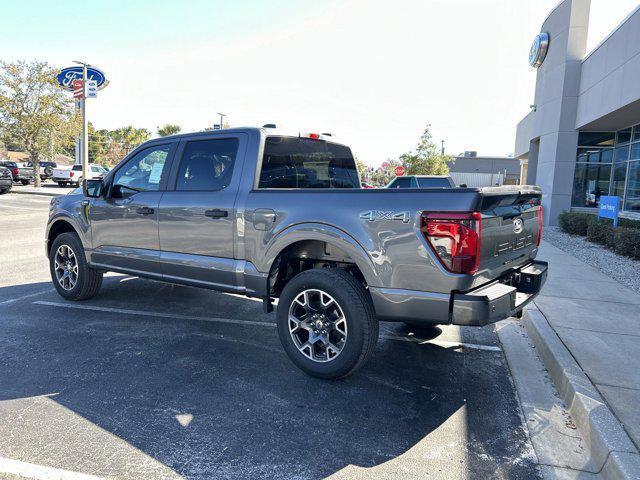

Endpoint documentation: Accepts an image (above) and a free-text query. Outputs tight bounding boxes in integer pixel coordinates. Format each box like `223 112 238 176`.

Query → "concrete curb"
523 305 640 479
9 188 66 197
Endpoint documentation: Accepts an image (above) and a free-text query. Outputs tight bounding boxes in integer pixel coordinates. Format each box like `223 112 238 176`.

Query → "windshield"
259 136 360 188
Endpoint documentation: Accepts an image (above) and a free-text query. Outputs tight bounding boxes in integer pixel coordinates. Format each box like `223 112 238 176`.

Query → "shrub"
558 211 594 236
586 220 615 247
614 227 640 260
619 217 640 230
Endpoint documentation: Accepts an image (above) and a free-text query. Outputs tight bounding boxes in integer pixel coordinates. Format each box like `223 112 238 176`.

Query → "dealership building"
515 0 640 224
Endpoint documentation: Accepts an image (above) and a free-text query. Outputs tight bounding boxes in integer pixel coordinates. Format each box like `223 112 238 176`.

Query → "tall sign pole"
82 63 88 182
56 64 108 172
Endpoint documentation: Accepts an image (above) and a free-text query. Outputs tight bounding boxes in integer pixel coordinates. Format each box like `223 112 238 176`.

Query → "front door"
158 134 244 289
89 143 175 276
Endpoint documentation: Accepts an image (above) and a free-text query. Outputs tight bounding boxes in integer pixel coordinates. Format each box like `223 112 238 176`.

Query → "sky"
3 0 639 165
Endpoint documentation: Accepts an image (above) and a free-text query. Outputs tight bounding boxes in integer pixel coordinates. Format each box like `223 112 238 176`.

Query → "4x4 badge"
360 210 411 223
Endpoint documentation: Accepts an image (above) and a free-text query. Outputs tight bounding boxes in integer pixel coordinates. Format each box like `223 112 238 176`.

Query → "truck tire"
276 268 378 379
44 166 53 177
49 232 103 301
57 182 65 187
21 180 29 185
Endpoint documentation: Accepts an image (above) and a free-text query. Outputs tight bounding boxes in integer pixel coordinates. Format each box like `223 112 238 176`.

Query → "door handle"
205 209 228 219
135 206 155 215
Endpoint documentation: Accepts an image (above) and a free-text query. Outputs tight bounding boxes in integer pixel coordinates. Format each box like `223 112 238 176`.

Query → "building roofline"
582 3 640 63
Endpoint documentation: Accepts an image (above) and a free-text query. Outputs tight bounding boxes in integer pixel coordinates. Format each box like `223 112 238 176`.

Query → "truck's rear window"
259 136 359 189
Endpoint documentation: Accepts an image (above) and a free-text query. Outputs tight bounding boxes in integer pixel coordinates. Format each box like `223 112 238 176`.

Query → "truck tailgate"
478 185 542 279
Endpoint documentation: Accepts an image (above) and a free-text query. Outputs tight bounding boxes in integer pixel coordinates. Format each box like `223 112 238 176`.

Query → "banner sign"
72 79 83 99
598 195 620 227
56 66 107 91
86 79 98 98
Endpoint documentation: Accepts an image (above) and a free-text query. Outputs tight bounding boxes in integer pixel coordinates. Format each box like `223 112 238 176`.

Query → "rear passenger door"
158 134 246 288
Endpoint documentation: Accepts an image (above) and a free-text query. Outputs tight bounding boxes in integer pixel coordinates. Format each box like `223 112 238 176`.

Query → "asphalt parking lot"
0 192 540 479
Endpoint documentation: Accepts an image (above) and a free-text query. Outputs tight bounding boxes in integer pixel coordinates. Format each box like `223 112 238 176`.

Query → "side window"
112 144 171 192
176 138 239 191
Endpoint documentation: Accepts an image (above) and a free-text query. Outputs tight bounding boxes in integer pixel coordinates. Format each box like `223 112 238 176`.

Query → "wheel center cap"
314 319 324 330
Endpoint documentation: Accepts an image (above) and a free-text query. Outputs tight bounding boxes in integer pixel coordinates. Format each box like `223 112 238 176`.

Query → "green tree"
88 123 108 165
104 126 150 166
399 125 454 176
157 124 181 137
0 60 80 187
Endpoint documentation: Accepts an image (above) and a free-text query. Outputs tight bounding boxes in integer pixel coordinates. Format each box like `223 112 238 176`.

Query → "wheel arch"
46 217 85 257
261 223 380 297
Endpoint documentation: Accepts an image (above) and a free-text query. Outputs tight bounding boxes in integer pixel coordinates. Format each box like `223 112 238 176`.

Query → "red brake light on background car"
11 168 18 175
70 172 74 177
420 212 482 274
537 206 543 246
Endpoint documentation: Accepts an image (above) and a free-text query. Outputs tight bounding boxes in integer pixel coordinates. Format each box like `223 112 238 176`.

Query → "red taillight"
536 206 543 246
421 212 482 274
11 168 18 175
70 172 74 177
308 133 320 139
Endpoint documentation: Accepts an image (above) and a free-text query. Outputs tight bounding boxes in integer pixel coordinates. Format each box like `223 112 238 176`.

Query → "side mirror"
84 179 103 198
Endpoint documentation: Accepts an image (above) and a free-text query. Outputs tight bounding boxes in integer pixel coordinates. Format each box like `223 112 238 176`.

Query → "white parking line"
0 456 104 480
33 300 276 328
0 289 54 306
33 300 500 351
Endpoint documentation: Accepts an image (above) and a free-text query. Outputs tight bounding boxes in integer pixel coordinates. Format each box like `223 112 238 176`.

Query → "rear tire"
49 232 103 301
276 268 378 379
20 180 29 185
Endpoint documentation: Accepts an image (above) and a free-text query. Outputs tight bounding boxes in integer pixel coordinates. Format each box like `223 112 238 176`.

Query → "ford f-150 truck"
46 127 546 378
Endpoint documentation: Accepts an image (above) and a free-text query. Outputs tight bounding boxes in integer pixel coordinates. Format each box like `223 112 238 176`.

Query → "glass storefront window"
624 161 640 212
617 128 632 144
631 143 640 160
572 163 611 207
578 132 615 146
614 144 630 162
612 162 627 199
633 124 640 142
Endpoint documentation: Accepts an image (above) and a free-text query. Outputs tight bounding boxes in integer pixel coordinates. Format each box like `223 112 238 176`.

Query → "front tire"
276 268 378 379
49 232 103 301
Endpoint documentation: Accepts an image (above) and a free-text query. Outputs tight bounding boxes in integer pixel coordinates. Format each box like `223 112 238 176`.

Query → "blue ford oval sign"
56 66 108 91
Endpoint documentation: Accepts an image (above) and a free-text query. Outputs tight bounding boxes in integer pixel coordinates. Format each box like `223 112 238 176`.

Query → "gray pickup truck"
46 128 546 378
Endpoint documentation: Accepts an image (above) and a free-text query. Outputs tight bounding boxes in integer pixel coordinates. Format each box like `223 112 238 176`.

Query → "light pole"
217 112 226 130
73 60 90 183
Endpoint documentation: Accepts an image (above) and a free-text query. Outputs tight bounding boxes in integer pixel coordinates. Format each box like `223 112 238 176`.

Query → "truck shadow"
0 277 537 479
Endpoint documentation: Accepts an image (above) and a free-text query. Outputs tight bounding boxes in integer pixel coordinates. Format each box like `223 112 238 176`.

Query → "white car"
52 164 109 187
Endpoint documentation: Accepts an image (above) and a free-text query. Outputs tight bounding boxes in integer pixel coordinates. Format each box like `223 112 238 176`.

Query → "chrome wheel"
288 289 348 363
54 244 78 291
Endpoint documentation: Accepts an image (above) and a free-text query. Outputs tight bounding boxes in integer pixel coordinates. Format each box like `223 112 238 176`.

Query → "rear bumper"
370 260 547 327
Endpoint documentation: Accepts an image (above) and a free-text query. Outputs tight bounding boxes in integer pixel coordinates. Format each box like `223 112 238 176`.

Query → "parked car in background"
0 166 13 194
52 164 109 187
46 127 546 379
0 161 35 185
386 175 456 189
29 161 58 181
